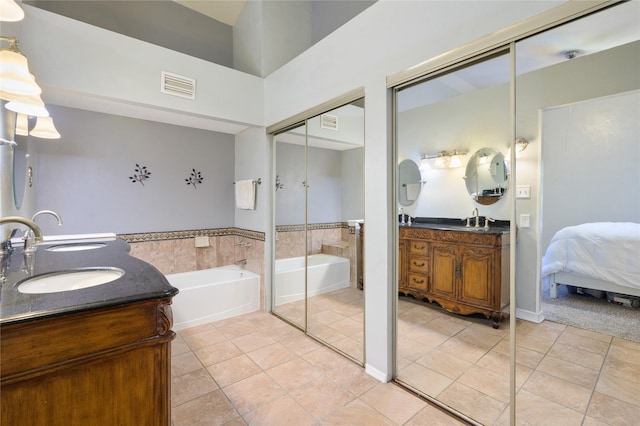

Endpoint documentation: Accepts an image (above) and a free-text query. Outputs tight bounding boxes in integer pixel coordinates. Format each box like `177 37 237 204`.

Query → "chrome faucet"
472 207 480 227
0 216 44 250
23 210 63 253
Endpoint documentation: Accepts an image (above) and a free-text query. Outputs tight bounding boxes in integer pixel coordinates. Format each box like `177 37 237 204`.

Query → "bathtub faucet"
234 259 247 267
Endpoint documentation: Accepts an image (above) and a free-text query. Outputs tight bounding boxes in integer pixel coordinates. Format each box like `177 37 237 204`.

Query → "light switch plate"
516 185 531 199
520 214 531 228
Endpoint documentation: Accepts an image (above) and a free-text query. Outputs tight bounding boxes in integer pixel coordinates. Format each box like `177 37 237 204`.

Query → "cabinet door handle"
455 263 461 278
412 261 425 267
412 278 425 284
413 244 426 250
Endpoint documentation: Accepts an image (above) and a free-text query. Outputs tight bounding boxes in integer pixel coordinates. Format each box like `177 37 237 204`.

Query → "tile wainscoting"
120 228 266 309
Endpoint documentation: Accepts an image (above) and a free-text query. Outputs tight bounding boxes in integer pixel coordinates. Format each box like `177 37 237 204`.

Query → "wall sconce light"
421 150 467 169
506 137 530 159
1 4 61 141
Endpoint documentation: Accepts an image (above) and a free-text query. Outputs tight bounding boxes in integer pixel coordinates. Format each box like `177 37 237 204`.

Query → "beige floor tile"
492 339 546 369
289 375 356 419
177 321 216 337
518 320 566 341
246 341 298 370
231 331 277 353
582 415 611 426
565 325 614 344
415 348 472 380
536 355 600 389
455 324 505 350
193 339 243 367
397 362 453 399
424 316 470 336
207 354 262 387
457 364 511 403
223 372 287 415
301 346 354 372
278 333 324 355
606 342 640 367
324 364 379 396
587 391 640 426
547 341 606 370
595 373 640 407
217 320 259 340
181 327 228 350
557 330 611 356
506 390 584 426
317 398 395 426
265 357 323 391
511 332 555 354
360 382 427 425
171 368 219 407
402 325 451 348
406 404 468 425
601 354 640 385
172 351 203 377
328 316 363 336
243 395 315 426
438 336 488 363
522 370 593 412
611 337 640 351
172 389 239 425
330 336 363 361
477 350 533 388
310 309 347 325
172 335 191 356
437 381 506 426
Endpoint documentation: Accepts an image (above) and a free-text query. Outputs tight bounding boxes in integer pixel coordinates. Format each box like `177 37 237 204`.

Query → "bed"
541 222 640 299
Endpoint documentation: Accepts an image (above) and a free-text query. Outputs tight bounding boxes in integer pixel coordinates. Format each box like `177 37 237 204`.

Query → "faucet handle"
484 217 495 229
462 217 471 228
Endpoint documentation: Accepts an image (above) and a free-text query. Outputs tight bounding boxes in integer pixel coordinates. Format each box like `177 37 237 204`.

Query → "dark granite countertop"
0 238 178 326
399 217 510 234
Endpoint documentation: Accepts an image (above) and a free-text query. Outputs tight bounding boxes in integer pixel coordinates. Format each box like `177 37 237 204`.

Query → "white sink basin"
46 242 107 252
17 268 124 294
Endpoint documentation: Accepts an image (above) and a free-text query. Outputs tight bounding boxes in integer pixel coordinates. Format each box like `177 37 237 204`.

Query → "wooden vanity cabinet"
399 226 509 328
0 298 175 426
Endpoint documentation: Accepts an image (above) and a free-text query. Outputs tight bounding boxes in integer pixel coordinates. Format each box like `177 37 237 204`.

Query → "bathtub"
166 265 260 331
274 254 350 306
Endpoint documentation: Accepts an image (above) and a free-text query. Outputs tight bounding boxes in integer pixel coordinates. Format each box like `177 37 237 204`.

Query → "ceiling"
172 0 246 26
397 1 640 112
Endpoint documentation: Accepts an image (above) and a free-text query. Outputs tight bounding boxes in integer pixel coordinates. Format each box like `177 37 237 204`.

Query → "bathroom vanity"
399 220 509 328
0 238 178 425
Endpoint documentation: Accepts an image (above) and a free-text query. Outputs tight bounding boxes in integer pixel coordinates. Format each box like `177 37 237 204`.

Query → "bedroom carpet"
542 294 640 343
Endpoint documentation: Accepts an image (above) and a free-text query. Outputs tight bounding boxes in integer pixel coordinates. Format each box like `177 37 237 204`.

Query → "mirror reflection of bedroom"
519 2 640 423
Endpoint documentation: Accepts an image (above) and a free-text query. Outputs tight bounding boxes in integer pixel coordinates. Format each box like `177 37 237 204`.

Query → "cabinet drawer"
407 273 428 291
408 256 429 273
408 240 428 255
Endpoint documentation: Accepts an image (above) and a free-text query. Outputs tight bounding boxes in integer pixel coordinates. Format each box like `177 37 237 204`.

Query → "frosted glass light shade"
0 0 24 22
15 113 28 136
4 93 49 117
30 116 60 139
448 155 463 168
0 50 42 95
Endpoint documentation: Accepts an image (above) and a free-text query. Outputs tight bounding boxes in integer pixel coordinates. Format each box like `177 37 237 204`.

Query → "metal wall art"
129 164 151 185
185 169 204 189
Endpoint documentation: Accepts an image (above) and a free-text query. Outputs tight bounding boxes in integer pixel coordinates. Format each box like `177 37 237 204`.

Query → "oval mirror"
398 159 422 206
464 147 509 205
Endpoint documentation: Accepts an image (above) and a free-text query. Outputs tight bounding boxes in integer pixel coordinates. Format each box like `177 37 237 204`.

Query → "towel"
406 183 421 201
235 180 255 210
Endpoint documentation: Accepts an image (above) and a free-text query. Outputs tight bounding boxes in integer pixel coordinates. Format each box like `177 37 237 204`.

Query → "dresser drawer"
407 273 428 291
408 256 428 273
408 240 428 256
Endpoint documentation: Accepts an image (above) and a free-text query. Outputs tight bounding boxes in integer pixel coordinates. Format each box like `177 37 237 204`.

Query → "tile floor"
171 290 640 425
171 310 464 425
396 297 640 426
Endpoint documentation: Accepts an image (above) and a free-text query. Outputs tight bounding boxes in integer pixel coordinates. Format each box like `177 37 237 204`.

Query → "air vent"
161 71 196 100
320 114 338 130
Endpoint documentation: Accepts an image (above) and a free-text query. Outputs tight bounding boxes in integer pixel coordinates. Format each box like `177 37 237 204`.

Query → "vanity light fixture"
422 150 468 169
0 0 25 22
0 34 61 140
506 137 529 159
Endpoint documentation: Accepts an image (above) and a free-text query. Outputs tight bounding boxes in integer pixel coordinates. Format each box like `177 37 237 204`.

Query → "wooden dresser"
399 225 509 328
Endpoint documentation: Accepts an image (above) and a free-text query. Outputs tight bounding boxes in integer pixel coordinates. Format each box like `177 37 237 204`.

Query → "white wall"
264 0 565 381
33 105 235 235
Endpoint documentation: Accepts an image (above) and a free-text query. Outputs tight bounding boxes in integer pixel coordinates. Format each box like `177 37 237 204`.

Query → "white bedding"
541 222 640 291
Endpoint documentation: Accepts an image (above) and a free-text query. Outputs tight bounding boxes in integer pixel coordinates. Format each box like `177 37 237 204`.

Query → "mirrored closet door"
394 51 512 425
273 99 365 364
515 2 640 423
